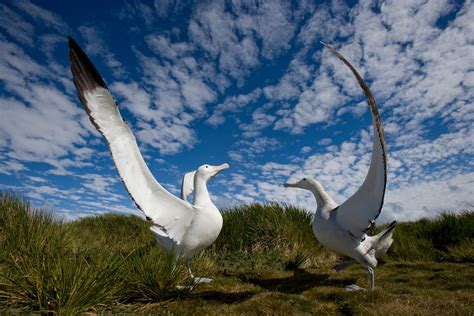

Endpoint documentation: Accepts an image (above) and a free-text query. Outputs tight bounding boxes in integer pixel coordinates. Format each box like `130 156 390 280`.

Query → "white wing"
180 171 196 202
324 44 388 239
69 37 195 243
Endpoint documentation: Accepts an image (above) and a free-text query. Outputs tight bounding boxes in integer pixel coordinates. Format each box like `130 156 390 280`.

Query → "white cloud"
207 88 262 126
382 172 474 223
39 33 64 59
119 0 155 28
79 173 119 196
0 3 34 46
296 1 352 47
78 26 125 77
180 78 216 113
124 45 219 154
227 137 280 165
317 138 332 146
263 56 315 101
145 34 193 61
14 0 69 33
0 90 86 162
270 0 473 139
231 1 296 59
136 120 196 155
300 146 311 154
0 36 96 177
0 160 28 175
189 2 259 81
189 0 297 82
239 106 276 138
274 70 349 133
110 82 153 121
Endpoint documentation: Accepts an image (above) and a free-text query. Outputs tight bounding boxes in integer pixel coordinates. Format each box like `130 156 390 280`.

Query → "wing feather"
324 43 387 239
181 171 196 202
68 36 195 243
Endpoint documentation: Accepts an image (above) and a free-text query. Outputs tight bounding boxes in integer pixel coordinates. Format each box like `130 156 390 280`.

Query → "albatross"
284 43 397 291
68 36 229 283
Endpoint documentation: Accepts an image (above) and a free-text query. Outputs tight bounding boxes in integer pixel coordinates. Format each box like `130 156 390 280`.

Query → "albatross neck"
308 180 336 212
193 176 213 207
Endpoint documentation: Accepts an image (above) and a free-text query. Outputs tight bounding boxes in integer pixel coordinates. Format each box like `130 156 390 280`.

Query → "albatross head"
283 177 318 191
196 163 230 181
284 177 337 210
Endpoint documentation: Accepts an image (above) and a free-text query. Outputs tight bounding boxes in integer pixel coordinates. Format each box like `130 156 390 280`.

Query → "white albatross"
284 43 397 291
68 36 229 283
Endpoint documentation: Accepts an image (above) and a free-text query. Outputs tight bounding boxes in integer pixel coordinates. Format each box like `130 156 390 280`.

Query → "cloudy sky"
0 0 473 223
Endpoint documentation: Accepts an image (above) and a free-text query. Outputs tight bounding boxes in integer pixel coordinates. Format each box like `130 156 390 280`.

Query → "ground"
112 261 474 315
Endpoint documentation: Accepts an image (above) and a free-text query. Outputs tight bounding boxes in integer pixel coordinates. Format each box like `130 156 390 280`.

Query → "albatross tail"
371 221 397 258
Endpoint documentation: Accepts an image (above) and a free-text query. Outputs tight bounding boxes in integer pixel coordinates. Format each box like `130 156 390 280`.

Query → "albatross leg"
186 259 213 284
368 266 375 290
345 266 375 291
186 259 194 278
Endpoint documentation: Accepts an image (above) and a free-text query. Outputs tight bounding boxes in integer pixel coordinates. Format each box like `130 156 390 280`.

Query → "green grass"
0 192 473 314
0 193 124 313
209 203 333 270
389 212 474 262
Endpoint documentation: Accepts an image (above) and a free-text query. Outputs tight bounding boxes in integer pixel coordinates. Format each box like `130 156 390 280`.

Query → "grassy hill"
0 192 473 314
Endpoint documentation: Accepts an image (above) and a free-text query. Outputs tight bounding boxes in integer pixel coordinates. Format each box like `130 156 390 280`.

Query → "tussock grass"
389 212 474 262
210 203 333 270
0 193 186 313
0 192 473 314
215 203 313 254
67 213 154 253
121 249 190 303
0 193 124 313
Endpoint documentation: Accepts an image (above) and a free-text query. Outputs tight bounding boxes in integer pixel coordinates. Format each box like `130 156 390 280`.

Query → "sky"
0 0 473 223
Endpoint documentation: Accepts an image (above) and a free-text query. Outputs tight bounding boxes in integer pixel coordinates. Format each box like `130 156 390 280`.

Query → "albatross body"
68 36 229 283
284 44 396 290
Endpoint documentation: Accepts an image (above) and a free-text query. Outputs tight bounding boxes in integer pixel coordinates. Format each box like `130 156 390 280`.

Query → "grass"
0 192 473 314
0 193 123 313
389 212 474 262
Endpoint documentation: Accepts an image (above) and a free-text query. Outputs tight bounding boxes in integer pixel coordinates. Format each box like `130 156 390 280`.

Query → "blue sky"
0 0 473 223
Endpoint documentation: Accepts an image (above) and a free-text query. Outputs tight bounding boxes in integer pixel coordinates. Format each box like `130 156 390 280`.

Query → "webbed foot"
345 284 366 291
193 277 213 283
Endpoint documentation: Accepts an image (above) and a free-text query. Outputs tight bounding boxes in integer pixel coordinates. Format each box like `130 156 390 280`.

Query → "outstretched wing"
69 36 195 243
181 171 196 202
324 43 388 239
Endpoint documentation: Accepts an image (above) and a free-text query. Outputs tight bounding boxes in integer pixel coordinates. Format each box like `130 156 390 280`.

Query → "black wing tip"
68 35 108 90
68 36 86 60
68 35 76 46
320 41 336 51
68 36 84 55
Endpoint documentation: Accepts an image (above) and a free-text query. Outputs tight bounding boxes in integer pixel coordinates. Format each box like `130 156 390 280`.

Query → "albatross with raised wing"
284 43 396 291
68 36 229 283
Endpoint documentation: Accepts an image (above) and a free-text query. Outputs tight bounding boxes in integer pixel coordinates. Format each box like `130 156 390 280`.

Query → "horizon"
0 0 473 223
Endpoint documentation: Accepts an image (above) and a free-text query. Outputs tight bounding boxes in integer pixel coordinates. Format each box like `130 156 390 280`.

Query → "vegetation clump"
0 192 472 314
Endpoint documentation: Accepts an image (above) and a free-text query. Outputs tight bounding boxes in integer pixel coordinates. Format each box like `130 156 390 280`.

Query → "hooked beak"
283 181 298 188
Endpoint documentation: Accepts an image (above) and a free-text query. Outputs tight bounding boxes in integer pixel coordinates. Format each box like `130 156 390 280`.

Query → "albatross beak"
211 163 230 177
214 163 230 172
284 182 298 188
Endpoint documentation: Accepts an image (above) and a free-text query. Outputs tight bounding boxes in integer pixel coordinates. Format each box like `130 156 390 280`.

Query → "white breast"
179 206 223 258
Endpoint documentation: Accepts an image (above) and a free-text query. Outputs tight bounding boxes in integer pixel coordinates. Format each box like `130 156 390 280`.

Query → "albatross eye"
303 178 307 181
205 165 209 168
